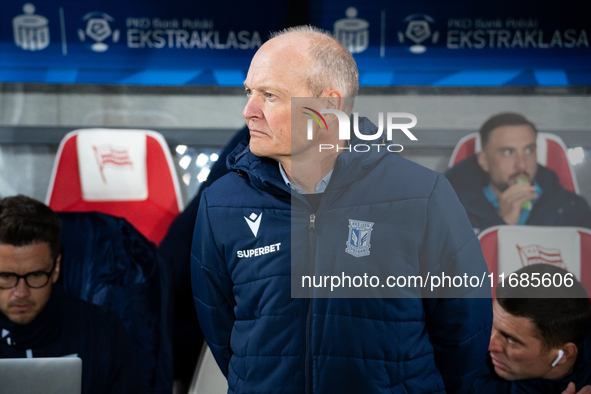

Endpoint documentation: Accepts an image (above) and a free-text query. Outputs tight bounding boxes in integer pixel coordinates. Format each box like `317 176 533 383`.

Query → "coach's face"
488 300 558 380
243 35 316 161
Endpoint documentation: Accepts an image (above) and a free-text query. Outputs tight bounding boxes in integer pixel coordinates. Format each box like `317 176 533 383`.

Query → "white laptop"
0 357 82 394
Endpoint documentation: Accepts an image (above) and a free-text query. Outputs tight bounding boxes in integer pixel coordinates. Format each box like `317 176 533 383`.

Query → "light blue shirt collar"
278 163 332 194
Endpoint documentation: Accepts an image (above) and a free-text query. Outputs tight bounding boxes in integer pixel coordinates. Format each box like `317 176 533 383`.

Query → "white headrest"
77 130 148 201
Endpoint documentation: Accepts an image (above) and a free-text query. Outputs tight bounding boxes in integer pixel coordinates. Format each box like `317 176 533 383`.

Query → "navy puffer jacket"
192 118 492 394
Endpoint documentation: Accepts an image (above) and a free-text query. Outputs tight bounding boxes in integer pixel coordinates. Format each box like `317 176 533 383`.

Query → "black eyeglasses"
0 259 57 289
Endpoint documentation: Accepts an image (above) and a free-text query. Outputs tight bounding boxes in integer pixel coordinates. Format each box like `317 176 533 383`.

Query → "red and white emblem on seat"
92 144 134 183
47 128 183 245
516 244 567 270
479 225 591 296
77 131 147 201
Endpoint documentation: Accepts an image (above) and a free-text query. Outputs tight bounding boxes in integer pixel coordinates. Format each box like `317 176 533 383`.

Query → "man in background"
445 113 591 235
472 263 591 393
0 195 146 394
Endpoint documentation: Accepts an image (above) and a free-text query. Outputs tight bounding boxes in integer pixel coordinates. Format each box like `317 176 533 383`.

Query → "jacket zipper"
305 212 316 394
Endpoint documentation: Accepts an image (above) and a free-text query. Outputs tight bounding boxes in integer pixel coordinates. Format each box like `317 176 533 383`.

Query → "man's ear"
556 343 578 366
477 150 490 173
324 89 344 111
52 254 61 284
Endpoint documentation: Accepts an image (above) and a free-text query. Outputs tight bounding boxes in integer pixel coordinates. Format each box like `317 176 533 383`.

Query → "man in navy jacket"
192 26 492 393
445 113 591 235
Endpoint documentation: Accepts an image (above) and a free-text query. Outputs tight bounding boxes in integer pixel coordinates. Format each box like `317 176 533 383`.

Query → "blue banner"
0 0 288 85
312 0 591 86
1 0 590 86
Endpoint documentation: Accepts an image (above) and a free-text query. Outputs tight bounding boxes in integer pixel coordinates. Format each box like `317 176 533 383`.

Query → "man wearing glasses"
0 195 146 394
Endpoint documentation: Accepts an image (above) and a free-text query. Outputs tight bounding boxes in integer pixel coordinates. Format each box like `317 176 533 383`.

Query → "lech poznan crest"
334 7 369 54
345 219 374 257
397 14 440 54
78 12 120 52
13 3 50 51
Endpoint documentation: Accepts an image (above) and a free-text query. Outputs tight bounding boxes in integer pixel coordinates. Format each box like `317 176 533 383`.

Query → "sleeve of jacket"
420 174 493 394
191 189 236 377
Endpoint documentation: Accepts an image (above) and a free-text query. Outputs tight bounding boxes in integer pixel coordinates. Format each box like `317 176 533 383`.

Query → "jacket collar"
226 139 290 196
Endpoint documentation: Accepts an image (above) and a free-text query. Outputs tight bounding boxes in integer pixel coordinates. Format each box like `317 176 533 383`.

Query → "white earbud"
551 350 564 367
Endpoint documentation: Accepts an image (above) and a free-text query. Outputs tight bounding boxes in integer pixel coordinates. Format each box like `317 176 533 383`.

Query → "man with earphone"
472 264 591 393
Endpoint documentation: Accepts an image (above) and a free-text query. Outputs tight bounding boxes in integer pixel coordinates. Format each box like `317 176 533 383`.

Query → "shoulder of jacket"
202 171 249 198
377 152 440 183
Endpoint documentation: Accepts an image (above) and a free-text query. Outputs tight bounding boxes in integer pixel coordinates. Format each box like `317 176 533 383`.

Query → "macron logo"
244 212 262 237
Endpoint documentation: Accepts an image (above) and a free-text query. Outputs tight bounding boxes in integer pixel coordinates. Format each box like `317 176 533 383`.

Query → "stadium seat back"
46 129 182 245
478 225 591 297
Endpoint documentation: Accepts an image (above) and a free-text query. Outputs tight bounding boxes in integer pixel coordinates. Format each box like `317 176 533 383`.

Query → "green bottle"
516 178 532 210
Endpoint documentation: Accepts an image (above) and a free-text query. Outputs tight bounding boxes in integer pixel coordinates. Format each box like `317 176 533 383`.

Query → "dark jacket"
192 118 492 394
445 155 591 234
0 286 147 394
471 330 591 393
58 212 173 394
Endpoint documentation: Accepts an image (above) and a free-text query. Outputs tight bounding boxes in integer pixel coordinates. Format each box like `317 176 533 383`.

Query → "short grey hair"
269 25 359 110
